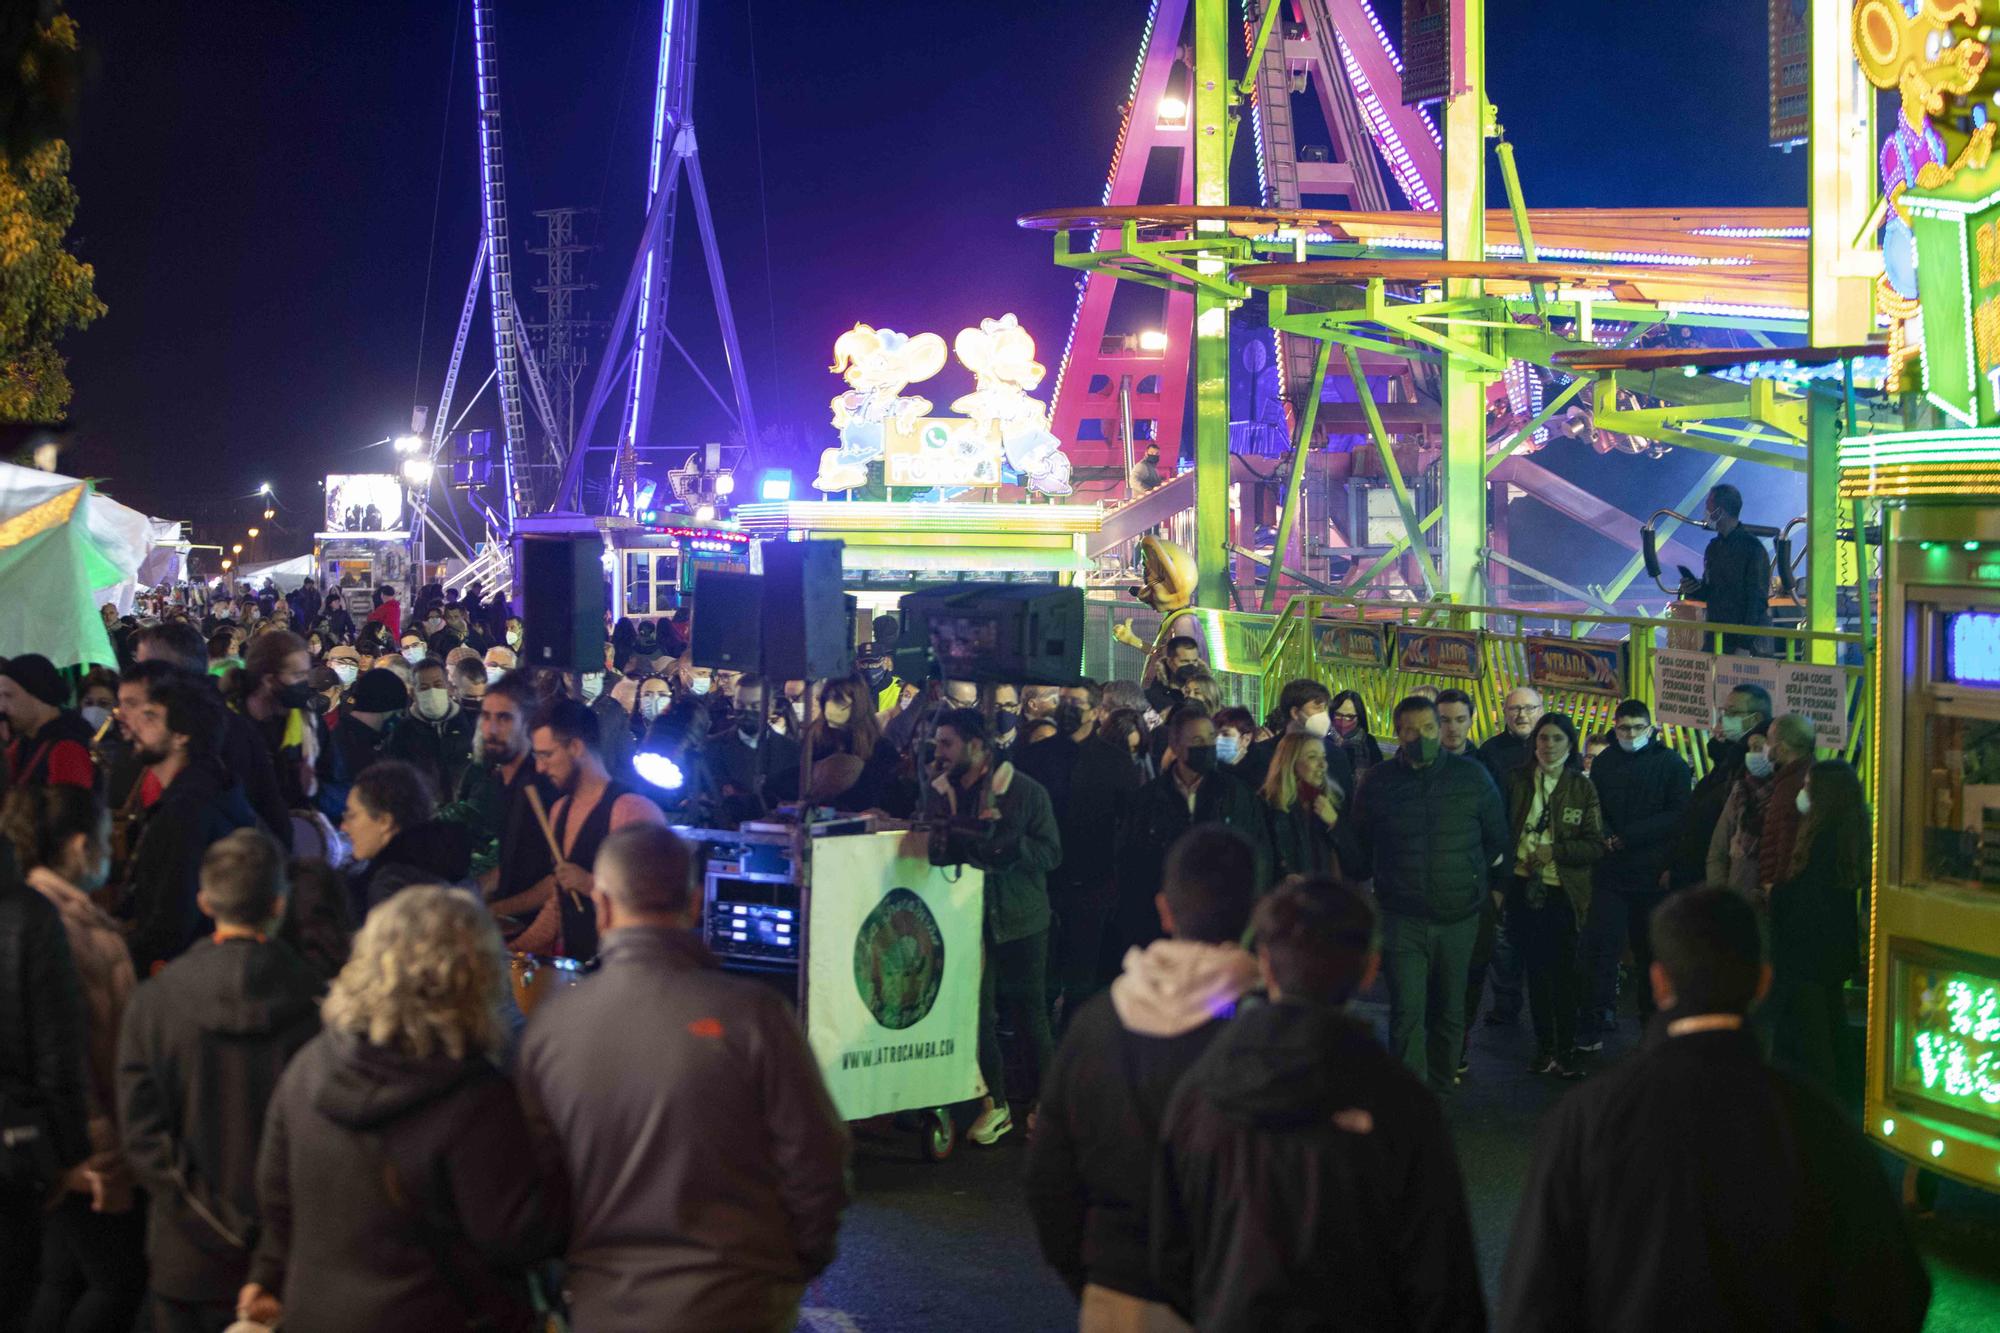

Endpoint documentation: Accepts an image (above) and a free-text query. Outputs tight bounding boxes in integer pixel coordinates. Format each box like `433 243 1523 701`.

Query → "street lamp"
231 543 243 555
263 509 275 520
247 527 260 538
258 482 272 495
220 559 232 571
393 434 423 456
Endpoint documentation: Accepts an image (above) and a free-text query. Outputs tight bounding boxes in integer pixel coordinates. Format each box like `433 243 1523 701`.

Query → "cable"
745 0 780 382
414 0 466 407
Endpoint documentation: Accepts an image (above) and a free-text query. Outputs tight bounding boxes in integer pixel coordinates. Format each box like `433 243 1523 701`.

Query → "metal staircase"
472 0 533 523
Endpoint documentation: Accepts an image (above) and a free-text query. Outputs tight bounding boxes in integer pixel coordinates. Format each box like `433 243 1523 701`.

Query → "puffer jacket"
1505 764 1606 921
1346 752 1506 924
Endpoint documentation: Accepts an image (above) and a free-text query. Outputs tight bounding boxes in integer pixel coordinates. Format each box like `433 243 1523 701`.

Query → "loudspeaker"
688 540 851 679
688 569 765 671
762 541 850 680
516 537 603 672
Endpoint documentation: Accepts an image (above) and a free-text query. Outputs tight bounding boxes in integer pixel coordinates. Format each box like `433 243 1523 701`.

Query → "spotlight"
393 434 423 455
258 482 272 494
402 459 434 486
1156 95 1187 128
231 543 243 554
1137 329 1169 352
759 470 793 501
632 751 684 792
694 503 716 522
715 473 735 496
220 559 233 570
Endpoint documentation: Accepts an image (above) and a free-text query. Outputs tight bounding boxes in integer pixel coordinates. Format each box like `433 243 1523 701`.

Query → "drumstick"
522 788 584 910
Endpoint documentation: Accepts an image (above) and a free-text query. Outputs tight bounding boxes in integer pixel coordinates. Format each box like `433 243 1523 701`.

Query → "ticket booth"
1856 433 2000 1194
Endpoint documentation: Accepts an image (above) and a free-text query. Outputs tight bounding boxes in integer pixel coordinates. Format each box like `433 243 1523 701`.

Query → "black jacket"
1264 799 1343 883
700 724 802 820
1588 740 1692 889
1498 1025 1927 1333
1771 829 1861 987
1152 1002 1484 1332
1694 525 1772 647
125 760 259 975
923 761 1063 944
249 1029 569 1333
1114 769 1271 952
215 689 293 851
1012 732 1080 821
1669 738 1743 888
1347 753 1506 924
0 868 89 1173
347 820 476 920
1061 736 1144 896
116 937 321 1301
383 705 476 803
1475 731 1529 792
1025 943 1254 1303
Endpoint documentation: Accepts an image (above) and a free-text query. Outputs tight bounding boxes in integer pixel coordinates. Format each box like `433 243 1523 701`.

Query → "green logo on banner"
853 888 946 1030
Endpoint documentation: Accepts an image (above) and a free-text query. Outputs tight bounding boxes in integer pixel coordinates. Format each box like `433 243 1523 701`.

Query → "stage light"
393 433 423 455
760 470 793 501
715 473 736 496
1137 329 1169 352
694 503 716 522
632 751 684 792
402 459 435 486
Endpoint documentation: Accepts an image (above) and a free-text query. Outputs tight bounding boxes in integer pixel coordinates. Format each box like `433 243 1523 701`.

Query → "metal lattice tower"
529 207 598 456
472 0 533 521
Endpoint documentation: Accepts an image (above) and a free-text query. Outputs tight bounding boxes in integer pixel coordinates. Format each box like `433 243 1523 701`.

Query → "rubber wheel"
919 1108 955 1163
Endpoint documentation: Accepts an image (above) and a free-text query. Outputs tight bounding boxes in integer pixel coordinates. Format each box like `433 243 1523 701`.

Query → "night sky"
56 0 1801 549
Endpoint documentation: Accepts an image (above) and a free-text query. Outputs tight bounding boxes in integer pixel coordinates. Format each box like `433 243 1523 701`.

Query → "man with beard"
443 673 557 895
115 664 258 975
508 699 666 960
699 673 799 821
131 623 293 850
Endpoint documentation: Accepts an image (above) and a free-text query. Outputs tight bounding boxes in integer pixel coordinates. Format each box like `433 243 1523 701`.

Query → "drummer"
508 698 666 961
457 673 559 924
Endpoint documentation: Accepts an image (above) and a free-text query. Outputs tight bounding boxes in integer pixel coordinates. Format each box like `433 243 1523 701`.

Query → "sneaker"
967 1105 1013 1146
1572 1035 1605 1053
1527 1052 1557 1075
1555 1053 1588 1080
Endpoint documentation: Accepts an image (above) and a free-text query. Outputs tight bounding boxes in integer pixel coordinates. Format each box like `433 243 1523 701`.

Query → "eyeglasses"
1504 704 1541 717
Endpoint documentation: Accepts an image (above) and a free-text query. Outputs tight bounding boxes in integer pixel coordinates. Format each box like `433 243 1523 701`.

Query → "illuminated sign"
1314 621 1389 668
1392 626 1481 680
1525 636 1627 697
882 418 1003 489
1945 610 2000 687
324 474 405 533
1893 946 2000 1130
1401 0 1452 106
1767 0 1807 149
816 323 948 494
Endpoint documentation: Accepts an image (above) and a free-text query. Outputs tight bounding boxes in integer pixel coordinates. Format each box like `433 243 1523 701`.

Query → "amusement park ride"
311 0 2000 1195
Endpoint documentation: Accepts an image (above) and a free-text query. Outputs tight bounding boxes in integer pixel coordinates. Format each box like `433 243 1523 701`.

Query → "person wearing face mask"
698 673 800 820
1766 759 1866 1095
1209 706 1255 771
316 668 408 825
1 785 144 1331
1326 690 1382 776
1344 696 1507 1095
238 630 324 812
384 659 476 801
77 669 120 740
989 682 1022 757
801 676 904 814
634 675 674 740
482 644 519 685
1048 689 1144 1017
396 632 428 670
1668 683 1773 892
1112 704 1271 963
1754 714 1817 898
1576 699 1691 1051
323 645 363 697
1706 719 1777 899
1243 679 1355 799
1500 713 1603 1078
425 607 467 660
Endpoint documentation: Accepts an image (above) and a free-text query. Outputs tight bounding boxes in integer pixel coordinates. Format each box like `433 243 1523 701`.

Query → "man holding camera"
923 708 1062 1147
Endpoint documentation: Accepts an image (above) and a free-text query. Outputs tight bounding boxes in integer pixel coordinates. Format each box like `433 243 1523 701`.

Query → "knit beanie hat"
350 668 409 714
0 653 68 707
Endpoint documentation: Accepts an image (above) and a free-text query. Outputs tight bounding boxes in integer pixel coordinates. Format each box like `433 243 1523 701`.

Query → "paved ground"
800 995 2000 1332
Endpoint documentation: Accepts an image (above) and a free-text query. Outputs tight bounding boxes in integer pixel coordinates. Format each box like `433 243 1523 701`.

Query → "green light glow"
1967 542 1983 553
1908 975 2000 1110
1921 542 1935 551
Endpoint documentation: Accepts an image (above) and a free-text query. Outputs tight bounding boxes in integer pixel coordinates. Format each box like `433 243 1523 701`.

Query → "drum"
509 952 585 1016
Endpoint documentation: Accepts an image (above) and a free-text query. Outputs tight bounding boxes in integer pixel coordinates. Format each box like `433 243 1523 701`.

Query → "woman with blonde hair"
1258 732 1344 881
237 887 565 1332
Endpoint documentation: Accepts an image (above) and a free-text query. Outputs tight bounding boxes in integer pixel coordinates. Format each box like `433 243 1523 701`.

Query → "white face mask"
690 677 712 696
1617 728 1650 752
790 698 805 720
1539 753 1567 773
506 629 523 648
1796 788 1811 815
1744 750 1774 780
425 619 444 634
580 673 604 703
486 663 505 683
401 646 425 665
1716 713 1746 741
1301 711 1332 739
641 694 667 721
414 688 450 721
331 662 359 686
81 704 110 732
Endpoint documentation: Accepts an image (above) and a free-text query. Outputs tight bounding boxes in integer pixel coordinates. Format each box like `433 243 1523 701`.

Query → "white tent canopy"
0 462 149 668
234 553 317 592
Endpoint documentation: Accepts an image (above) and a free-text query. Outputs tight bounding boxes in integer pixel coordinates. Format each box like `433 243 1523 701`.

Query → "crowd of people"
0 575 1927 1330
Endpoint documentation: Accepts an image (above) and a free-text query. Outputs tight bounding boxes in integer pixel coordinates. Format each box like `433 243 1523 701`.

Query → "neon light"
1333 29 1438 210
1689 226 1811 239
1358 233 1754 267
1945 612 2000 686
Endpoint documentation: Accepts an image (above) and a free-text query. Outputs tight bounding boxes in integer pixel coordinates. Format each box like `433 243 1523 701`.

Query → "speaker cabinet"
515 537 603 672
688 569 765 671
689 540 850 679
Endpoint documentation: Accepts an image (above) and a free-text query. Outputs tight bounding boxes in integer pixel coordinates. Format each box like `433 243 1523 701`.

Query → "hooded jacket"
249 1027 568 1333
518 926 848 1333
1026 940 1258 1303
116 936 321 1301
1151 1001 1484 1332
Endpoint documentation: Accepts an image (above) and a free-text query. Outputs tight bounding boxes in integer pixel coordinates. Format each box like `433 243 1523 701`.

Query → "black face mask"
862 666 891 693
737 705 763 736
306 692 332 716
274 680 314 710
995 708 1019 734
1054 703 1085 736
1182 745 1217 775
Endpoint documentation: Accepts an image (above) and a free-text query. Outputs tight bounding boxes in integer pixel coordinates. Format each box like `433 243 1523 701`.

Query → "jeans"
980 930 1055 1107
1464 892 1519 1031
1379 911 1480 1094
28 1194 146 1333
1580 883 1666 1034
1510 880 1581 1059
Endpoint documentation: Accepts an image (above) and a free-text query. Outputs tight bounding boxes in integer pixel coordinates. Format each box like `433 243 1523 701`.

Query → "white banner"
1651 648 1717 730
807 832 985 1121
1776 662 1850 751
